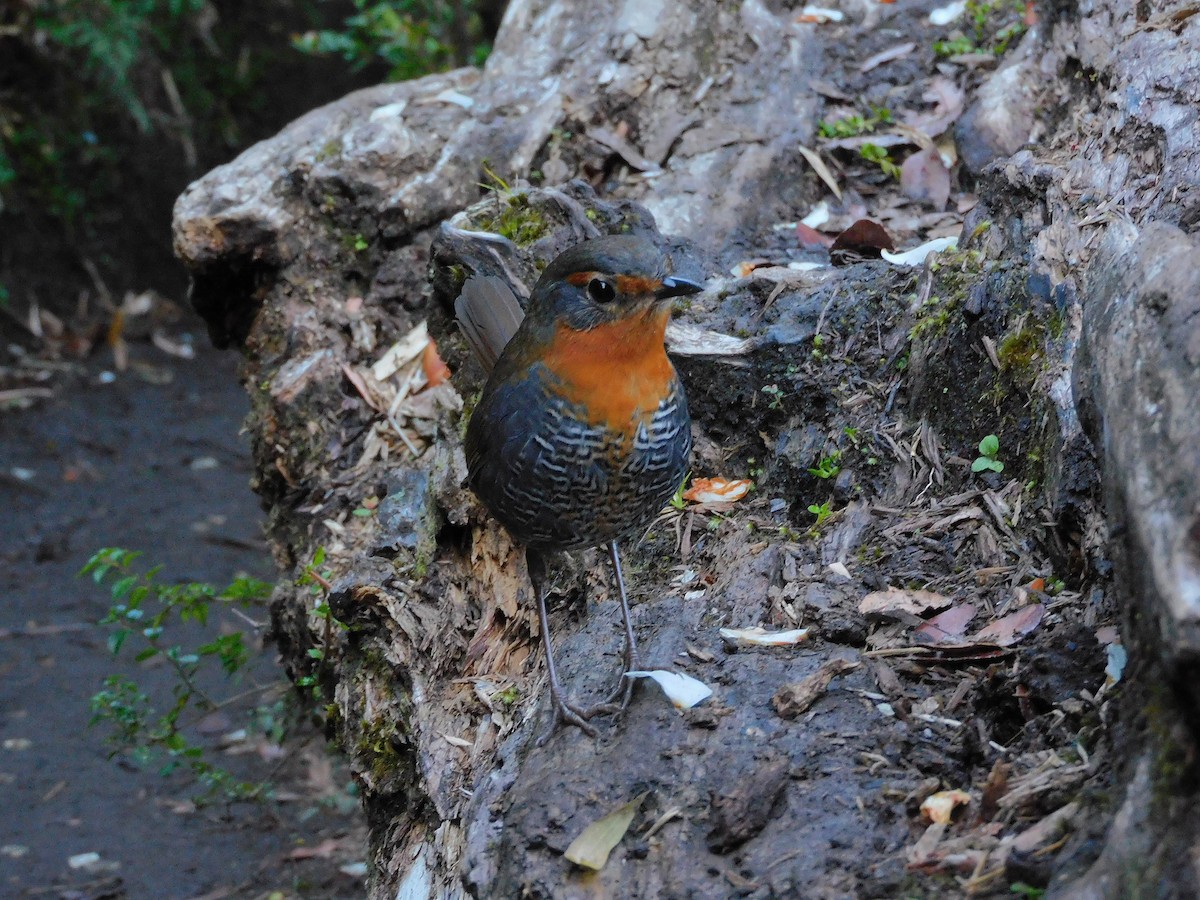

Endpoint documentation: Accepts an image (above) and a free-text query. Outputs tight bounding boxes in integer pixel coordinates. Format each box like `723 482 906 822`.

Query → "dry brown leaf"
798 145 843 199
920 789 971 825
900 147 951 209
912 603 976 644
859 587 951 619
972 603 1045 646
772 657 858 719
564 792 647 870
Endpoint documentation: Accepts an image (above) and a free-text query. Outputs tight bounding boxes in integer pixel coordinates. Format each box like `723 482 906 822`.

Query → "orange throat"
540 308 675 428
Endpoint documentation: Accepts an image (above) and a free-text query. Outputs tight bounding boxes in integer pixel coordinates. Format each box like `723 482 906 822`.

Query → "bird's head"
528 234 703 332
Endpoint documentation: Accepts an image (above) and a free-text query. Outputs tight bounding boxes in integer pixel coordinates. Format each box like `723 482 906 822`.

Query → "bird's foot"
536 696 622 747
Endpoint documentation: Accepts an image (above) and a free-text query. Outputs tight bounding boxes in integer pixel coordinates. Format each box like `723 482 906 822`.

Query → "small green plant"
83 548 273 801
972 434 1004 473
933 35 977 56
811 333 827 361
859 143 901 179
818 106 893 139
808 500 834 527
808 451 842 480
1010 883 1046 898
933 1 1026 57
761 383 785 410
669 474 692 511
295 547 348 694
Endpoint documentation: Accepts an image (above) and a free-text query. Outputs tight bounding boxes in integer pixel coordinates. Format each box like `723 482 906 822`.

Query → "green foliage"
859 142 900 179
807 500 834 527
972 434 1004 473
817 106 893 139
0 1 248 228
34 0 207 134
808 451 842 480
292 0 492 81
760 383 785 410
933 0 1027 57
83 548 274 801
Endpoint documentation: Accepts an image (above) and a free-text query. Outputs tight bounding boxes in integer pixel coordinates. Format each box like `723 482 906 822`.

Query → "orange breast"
539 308 675 428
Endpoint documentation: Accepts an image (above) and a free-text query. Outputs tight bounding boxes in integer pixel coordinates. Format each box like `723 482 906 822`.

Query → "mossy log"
174 1 1200 896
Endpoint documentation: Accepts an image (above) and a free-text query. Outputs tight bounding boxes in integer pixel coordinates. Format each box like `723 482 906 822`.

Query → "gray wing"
454 276 525 375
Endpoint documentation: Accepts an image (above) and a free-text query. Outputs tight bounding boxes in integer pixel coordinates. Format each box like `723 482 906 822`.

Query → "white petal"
801 201 830 229
881 236 958 267
929 1 967 26
800 6 845 23
625 670 713 708
719 626 811 646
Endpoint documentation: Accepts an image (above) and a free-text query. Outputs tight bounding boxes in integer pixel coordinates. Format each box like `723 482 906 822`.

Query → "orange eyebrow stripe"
615 275 661 295
565 271 595 286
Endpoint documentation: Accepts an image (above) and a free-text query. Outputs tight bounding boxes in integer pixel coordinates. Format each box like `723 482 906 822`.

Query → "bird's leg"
604 540 642 709
529 549 600 745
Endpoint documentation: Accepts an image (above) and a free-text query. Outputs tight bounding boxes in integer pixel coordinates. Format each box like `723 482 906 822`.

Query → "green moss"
997 323 1043 382
357 715 405 783
316 139 342 162
476 192 549 246
909 295 956 341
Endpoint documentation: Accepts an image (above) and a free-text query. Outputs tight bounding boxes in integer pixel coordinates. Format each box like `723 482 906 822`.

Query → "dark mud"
0 335 364 899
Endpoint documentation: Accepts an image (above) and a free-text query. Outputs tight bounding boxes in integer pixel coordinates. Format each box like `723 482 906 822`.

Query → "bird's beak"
656 276 705 299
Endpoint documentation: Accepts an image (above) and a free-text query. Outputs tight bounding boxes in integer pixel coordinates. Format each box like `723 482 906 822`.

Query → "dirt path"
0 335 365 898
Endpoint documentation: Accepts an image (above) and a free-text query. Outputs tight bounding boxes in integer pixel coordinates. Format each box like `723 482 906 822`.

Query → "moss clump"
315 139 342 162
476 192 549 246
909 294 957 341
997 321 1044 386
357 716 406 783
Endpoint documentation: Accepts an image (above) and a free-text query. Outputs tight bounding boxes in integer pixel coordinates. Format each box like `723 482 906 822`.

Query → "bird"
455 233 703 741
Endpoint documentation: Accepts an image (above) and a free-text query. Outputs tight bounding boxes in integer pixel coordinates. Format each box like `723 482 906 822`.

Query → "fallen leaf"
920 789 971 824
859 587 951 618
720 626 811 647
665 322 754 357
796 222 834 249
287 838 342 861
801 201 830 229
860 41 916 73
929 0 967 25
625 670 713 708
972 602 1045 646
799 145 843 199
900 147 951 209
913 603 976 644
773 657 859 718
564 792 647 870
683 477 752 504
905 76 966 137
372 321 429 381
439 732 472 749
796 6 845 23
881 236 958 266
830 219 896 265
422 340 451 387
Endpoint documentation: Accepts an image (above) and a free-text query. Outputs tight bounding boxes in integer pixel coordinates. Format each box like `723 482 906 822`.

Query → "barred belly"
485 385 690 552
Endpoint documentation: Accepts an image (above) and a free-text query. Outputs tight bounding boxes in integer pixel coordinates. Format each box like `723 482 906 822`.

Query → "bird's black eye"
587 278 616 303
